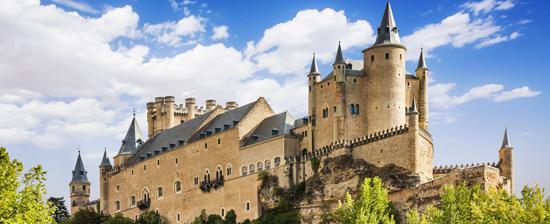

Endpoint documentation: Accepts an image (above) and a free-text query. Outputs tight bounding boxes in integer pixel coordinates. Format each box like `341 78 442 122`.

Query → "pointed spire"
416 48 428 71
501 127 511 149
99 148 112 167
374 1 401 46
409 97 419 114
71 151 89 184
309 52 320 74
118 117 144 155
333 41 345 65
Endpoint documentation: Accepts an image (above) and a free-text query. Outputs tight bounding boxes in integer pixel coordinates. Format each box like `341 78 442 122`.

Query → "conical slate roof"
409 97 419 114
333 42 345 65
416 48 428 70
309 53 320 74
118 117 143 155
99 149 112 167
501 128 511 149
374 1 401 46
71 152 89 184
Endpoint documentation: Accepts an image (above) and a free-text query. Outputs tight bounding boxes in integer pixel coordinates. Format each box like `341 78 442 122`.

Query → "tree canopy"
0 147 54 224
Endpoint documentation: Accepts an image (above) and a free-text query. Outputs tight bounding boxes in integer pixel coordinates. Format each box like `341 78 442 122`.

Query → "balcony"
199 176 225 193
137 199 150 210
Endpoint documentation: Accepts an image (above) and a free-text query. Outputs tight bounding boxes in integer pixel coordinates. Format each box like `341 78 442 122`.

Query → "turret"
363 1 406 134
333 42 346 83
185 98 196 120
164 96 175 129
225 101 238 110
416 48 429 130
499 128 514 193
146 102 155 138
206 99 217 111
113 116 143 166
69 151 90 214
308 53 320 117
154 97 164 134
98 149 112 213
407 98 419 131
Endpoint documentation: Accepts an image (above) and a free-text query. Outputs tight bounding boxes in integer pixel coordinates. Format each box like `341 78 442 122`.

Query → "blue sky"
0 0 548 201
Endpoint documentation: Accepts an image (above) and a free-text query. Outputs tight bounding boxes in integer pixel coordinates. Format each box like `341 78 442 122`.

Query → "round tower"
185 98 196 120
164 96 175 129
206 99 217 111
416 48 429 130
98 149 112 214
69 151 90 214
307 53 320 118
146 102 155 138
363 1 406 134
499 128 514 193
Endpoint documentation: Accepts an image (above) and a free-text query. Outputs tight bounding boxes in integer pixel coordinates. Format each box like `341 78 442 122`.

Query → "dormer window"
251 135 259 141
224 124 230 130
271 128 279 135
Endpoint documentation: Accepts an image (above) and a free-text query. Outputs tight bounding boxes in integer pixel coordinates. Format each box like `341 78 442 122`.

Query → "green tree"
136 211 169 224
71 208 108 224
48 197 70 223
225 209 237 224
333 177 396 224
0 147 54 224
407 184 550 224
105 213 135 224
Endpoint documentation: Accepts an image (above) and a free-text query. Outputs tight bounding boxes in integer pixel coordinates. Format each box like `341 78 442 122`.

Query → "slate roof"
417 48 428 70
71 152 89 184
309 53 320 74
241 112 295 147
129 109 215 164
99 149 112 167
334 42 345 65
118 117 144 155
501 128 511 148
374 1 401 46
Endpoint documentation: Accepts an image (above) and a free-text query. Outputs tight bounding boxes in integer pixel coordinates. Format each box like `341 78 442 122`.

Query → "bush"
310 157 320 174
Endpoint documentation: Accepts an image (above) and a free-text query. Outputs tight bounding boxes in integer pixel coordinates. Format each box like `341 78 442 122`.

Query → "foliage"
276 182 306 209
250 208 300 224
0 147 54 224
48 197 70 223
104 214 135 224
333 177 396 224
406 184 550 224
257 171 269 182
310 156 321 174
192 209 237 224
71 208 109 224
225 209 237 224
136 211 169 224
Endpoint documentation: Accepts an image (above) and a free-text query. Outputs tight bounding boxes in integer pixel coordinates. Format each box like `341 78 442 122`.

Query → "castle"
69 2 514 222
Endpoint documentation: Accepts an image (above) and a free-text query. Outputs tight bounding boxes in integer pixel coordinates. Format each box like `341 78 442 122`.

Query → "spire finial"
373 1 401 46
133 107 136 117
309 52 320 74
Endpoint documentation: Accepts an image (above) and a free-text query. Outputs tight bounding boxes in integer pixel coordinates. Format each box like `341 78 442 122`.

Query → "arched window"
249 164 256 173
274 157 281 167
83 185 86 190
130 196 136 207
350 104 355 114
204 170 211 182
177 213 181 222
72 200 76 207
157 187 164 199
385 53 389 59
265 160 271 169
355 104 360 114
241 166 248 176
246 201 250 211
216 166 223 180
226 164 232 176
371 55 374 62
72 186 75 192
221 208 225 217
143 188 150 202
302 149 308 158
175 181 182 193
257 162 263 171
115 200 121 211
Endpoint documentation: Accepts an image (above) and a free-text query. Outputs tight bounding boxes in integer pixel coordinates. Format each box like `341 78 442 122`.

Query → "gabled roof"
71 152 89 184
118 117 143 155
334 42 345 65
374 1 401 46
129 109 216 164
416 48 428 70
99 149 112 167
241 112 295 147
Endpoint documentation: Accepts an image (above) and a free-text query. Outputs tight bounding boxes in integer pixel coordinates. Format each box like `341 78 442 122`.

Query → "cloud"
462 0 515 15
245 8 375 75
475 31 521 48
51 0 99 14
211 25 229 40
431 83 540 109
143 15 206 46
494 86 541 102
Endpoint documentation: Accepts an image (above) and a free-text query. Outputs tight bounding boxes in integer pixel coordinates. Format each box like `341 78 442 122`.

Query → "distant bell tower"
499 128 514 193
69 151 90 214
363 1 407 134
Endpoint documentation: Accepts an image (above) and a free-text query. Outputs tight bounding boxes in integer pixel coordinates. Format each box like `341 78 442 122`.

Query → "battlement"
433 162 498 175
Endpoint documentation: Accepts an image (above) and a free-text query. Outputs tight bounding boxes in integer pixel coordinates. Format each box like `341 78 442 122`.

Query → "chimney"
225 101 238 110
206 99 217 111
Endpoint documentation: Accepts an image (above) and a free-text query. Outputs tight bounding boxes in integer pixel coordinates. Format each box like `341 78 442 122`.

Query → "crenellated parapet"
433 162 498 175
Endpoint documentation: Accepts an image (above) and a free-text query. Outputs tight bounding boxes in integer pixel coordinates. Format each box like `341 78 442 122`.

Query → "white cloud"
143 15 205 46
462 0 515 15
211 25 229 40
475 31 521 48
494 86 541 102
402 12 501 60
431 83 540 109
245 8 374 75
51 0 99 14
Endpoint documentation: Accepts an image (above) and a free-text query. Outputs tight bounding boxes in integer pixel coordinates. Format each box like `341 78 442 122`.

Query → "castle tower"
307 53 320 118
416 48 429 130
408 98 419 131
113 115 143 166
185 98 197 120
363 1 406 134
69 151 90 214
333 43 347 140
99 149 112 214
163 96 175 130
146 102 155 138
499 128 514 193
